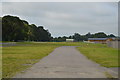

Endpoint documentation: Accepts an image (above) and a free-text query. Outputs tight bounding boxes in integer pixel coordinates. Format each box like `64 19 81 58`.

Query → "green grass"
104 72 115 78
2 42 60 78
2 42 83 78
77 43 119 68
0 46 2 79
2 42 119 78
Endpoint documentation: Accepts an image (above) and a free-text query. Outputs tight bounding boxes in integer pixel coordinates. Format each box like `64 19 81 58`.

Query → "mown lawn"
2 42 83 78
2 42 60 78
2 42 119 78
0 46 2 79
77 43 119 68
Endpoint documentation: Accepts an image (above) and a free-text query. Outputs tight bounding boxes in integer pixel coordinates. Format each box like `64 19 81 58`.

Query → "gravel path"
14 46 118 78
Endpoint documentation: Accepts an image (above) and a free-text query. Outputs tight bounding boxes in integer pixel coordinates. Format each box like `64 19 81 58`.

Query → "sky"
1 1 118 37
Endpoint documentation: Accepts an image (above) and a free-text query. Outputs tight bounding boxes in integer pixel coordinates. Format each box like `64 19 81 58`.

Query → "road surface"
14 46 118 78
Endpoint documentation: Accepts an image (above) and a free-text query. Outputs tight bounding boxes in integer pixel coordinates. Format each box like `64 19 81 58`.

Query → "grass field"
2 42 59 78
77 43 119 67
2 42 119 78
0 46 2 79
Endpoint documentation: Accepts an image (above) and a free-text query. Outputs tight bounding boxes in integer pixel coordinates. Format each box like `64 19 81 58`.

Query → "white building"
66 39 74 42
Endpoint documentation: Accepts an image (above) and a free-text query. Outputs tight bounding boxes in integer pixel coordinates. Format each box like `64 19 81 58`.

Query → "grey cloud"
2 2 118 37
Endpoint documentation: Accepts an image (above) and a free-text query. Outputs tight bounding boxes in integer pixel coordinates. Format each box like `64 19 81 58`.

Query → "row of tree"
2 15 116 42
52 32 116 42
2 15 51 41
0 17 2 41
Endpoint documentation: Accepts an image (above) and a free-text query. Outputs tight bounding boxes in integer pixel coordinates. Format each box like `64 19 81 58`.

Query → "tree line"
2 15 51 42
2 15 116 42
52 32 116 42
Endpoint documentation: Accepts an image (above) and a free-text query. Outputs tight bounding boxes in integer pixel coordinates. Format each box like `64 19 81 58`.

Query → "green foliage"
52 32 116 42
0 17 2 41
2 15 51 42
93 32 107 38
2 15 116 42
73 33 81 41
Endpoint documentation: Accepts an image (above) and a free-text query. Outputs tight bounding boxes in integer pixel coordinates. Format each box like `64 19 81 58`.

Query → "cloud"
0 3 2 16
2 2 118 37
1 0 119 2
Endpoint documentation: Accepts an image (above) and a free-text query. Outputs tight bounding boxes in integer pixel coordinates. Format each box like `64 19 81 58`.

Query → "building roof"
88 38 108 40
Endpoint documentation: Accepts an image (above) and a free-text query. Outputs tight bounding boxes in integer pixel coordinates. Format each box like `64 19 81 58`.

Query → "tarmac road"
14 46 117 78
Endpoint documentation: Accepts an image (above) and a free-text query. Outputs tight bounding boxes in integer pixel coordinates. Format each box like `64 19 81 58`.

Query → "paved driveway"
14 46 116 78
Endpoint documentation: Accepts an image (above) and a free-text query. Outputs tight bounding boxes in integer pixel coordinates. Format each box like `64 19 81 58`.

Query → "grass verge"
77 43 119 67
0 46 2 79
104 72 114 78
2 42 119 78
2 42 59 78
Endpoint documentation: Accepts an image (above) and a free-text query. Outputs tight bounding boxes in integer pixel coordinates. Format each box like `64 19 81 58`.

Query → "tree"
68 36 73 39
108 34 115 38
2 15 116 42
0 17 2 41
85 32 91 38
2 15 27 41
93 32 107 38
2 15 52 42
37 26 51 41
73 33 82 41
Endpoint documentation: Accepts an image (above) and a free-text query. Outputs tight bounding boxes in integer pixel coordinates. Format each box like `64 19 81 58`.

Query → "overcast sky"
1 2 118 37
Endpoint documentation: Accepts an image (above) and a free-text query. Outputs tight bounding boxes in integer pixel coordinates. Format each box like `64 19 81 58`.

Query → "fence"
107 41 120 49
